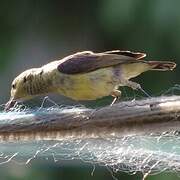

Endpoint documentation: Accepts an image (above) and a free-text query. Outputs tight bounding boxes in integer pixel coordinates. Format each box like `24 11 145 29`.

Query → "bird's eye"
12 84 16 89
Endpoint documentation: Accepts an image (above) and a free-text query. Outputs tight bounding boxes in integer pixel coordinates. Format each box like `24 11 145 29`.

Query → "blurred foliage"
0 0 180 179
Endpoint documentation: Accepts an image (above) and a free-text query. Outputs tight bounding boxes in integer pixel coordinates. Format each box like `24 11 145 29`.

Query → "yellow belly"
55 67 118 100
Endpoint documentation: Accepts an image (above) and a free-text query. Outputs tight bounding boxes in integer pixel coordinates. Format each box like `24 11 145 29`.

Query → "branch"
1 95 180 142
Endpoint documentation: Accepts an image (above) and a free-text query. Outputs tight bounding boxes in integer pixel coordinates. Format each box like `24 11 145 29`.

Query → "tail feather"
148 61 176 71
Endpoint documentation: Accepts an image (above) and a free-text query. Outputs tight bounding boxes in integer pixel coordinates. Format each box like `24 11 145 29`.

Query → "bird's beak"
4 97 17 111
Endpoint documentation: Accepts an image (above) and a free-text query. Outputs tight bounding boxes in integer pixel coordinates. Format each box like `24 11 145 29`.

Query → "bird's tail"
148 61 176 71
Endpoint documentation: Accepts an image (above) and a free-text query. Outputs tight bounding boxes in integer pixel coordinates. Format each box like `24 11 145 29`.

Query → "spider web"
0 84 180 179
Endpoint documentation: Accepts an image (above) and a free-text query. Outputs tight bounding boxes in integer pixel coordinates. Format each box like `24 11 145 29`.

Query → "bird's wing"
57 50 146 74
102 50 146 59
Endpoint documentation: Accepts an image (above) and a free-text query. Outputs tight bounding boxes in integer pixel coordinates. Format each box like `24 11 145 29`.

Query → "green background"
0 0 180 179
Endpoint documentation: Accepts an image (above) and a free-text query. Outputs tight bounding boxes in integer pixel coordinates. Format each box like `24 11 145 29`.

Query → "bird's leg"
110 90 121 106
120 79 151 97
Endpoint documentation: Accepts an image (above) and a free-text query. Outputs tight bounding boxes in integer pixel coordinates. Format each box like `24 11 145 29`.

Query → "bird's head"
5 69 38 111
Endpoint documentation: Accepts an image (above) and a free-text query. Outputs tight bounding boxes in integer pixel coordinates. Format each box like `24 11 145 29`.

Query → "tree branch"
1 95 180 142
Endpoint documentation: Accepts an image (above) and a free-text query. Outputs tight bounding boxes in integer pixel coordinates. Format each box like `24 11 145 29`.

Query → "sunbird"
5 50 176 110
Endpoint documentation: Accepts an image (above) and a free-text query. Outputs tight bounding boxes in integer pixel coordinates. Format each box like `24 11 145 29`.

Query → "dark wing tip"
103 50 146 60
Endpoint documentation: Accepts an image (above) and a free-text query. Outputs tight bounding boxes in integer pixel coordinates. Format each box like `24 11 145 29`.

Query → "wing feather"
57 50 146 74
102 50 146 59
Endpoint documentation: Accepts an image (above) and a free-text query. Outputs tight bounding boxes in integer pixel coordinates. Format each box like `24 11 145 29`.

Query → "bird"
5 50 176 110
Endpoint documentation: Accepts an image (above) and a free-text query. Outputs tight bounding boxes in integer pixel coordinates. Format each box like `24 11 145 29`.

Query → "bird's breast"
53 67 120 100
